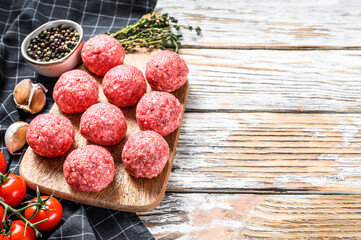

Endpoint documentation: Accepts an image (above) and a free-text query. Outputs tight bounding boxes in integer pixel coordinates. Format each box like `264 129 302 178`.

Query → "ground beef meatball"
63 145 115 192
81 34 125 76
122 131 169 179
136 91 182 136
53 70 98 113
80 102 127 146
103 65 147 107
145 50 188 92
26 113 75 157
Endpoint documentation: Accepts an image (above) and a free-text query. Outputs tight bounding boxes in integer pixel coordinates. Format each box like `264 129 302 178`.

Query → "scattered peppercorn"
26 25 79 62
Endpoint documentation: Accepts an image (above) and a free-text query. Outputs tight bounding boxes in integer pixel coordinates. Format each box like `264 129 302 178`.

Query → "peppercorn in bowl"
21 19 83 77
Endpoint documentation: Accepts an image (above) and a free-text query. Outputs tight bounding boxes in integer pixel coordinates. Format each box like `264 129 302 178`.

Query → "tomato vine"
0 186 56 238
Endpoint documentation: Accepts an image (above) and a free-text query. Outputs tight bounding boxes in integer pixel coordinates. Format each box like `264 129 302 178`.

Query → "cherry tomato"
25 196 63 231
0 174 26 207
0 206 6 227
0 153 6 174
0 220 35 240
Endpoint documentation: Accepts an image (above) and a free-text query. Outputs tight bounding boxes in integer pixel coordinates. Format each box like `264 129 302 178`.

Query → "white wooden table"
140 1 361 238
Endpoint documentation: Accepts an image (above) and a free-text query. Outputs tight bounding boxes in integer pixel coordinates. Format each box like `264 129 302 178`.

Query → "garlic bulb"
5 121 29 155
13 79 47 114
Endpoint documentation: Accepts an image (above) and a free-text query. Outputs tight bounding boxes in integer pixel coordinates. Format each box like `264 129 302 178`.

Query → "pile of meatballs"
26 34 188 192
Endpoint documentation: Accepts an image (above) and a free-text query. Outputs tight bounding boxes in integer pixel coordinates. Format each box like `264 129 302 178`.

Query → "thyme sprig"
107 10 201 53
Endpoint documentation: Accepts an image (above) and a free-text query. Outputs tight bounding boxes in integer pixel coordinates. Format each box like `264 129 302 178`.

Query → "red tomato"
0 153 6 174
25 196 63 231
0 174 26 207
0 220 35 240
0 206 6 227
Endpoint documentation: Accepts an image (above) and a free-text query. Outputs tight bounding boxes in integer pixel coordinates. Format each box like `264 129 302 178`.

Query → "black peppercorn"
27 25 79 62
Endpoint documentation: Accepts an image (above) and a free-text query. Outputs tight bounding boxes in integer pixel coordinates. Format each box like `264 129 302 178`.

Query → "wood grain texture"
19 49 189 212
157 0 361 49
146 1 361 237
166 112 361 193
180 49 361 113
140 193 361 239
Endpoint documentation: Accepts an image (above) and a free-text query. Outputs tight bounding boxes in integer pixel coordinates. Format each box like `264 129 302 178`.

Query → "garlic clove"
28 85 46 114
5 121 29 155
14 79 32 106
13 79 47 114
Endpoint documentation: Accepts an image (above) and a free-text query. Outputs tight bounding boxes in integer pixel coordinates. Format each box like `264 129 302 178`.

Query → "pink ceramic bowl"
21 20 83 77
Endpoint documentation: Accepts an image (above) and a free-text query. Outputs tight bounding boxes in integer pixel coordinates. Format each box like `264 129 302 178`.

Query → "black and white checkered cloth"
0 0 157 239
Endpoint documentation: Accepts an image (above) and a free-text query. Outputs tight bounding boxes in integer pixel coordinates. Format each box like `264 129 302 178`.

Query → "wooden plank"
157 0 361 49
19 49 189 212
140 193 361 239
180 49 361 113
167 112 361 193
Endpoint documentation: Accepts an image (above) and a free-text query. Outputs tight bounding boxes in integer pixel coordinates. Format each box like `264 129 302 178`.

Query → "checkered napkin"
0 0 157 239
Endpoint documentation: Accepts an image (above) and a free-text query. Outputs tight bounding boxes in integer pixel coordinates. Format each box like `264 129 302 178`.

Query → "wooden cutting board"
19 48 189 212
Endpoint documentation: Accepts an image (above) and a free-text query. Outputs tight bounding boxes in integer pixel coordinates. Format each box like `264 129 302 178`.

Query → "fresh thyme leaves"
107 11 201 53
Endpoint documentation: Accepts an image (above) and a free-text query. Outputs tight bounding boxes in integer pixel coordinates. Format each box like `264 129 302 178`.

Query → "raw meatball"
26 113 75 157
81 34 125 76
80 102 127 146
122 131 169 179
63 145 115 192
53 70 98 113
145 50 188 92
136 91 182 136
103 65 147 107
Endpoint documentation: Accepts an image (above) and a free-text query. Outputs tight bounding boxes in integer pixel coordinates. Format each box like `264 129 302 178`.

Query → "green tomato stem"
0 200 45 237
